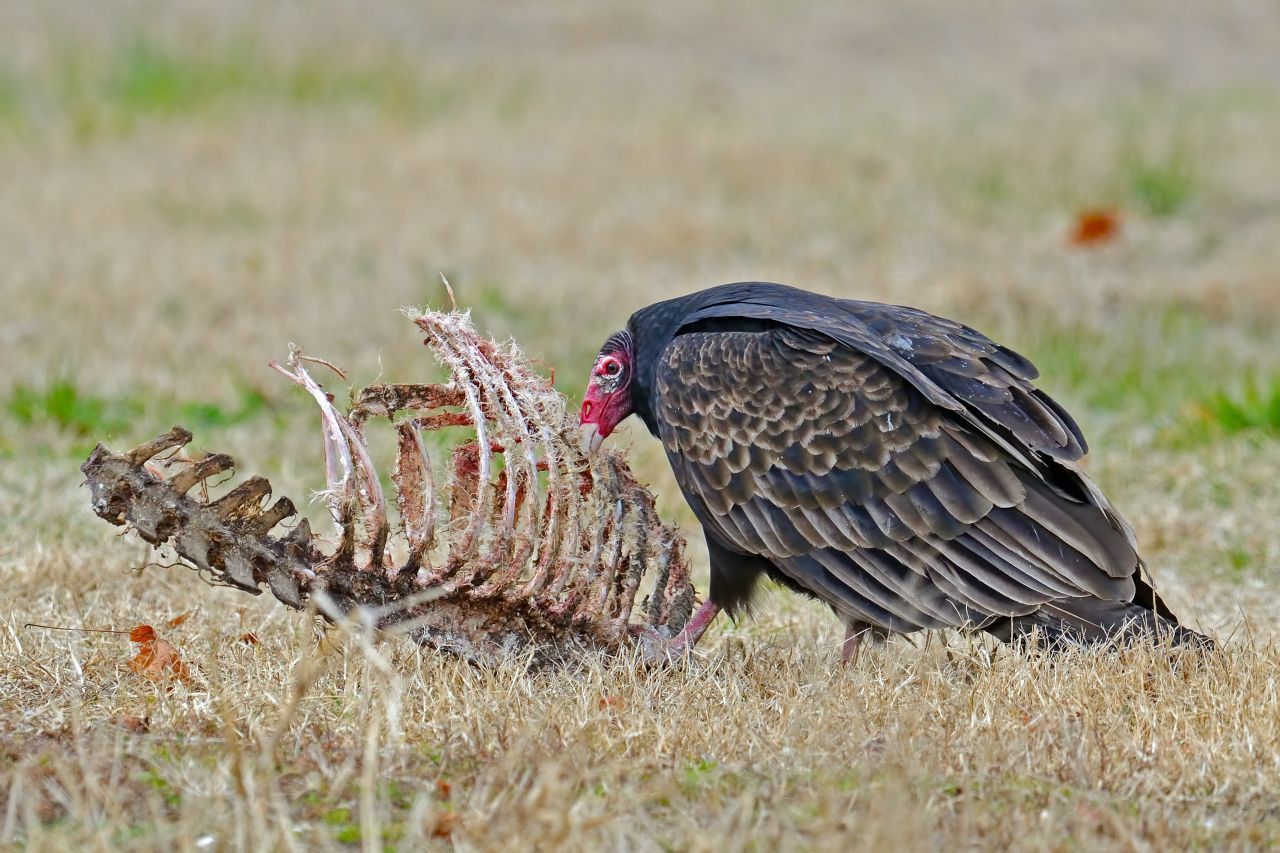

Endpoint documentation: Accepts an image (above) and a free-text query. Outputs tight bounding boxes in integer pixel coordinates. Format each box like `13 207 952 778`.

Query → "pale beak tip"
578 423 605 455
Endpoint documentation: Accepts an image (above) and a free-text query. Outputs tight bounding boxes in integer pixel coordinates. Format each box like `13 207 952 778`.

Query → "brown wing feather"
655 326 1139 633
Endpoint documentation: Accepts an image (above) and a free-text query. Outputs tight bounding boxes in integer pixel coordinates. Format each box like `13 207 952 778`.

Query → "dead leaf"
128 624 191 682
598 694 625 711
238 632 259 645
1070 209 1120 246
165 610 194 629
434 779 452 800
114 714 150 734
432 812 459 838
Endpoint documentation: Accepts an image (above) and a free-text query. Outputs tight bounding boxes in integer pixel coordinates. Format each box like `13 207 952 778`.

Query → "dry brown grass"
4 1 1280 849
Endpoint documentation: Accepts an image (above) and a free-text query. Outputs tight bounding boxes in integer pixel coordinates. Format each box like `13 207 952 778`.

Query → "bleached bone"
81 309 695 666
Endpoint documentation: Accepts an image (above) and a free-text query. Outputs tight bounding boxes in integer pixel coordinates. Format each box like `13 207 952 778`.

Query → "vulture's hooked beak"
578 365 631 455
578 421 605 455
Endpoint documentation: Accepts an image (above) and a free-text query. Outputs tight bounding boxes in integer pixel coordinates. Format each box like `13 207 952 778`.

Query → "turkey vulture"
578 282 1209 659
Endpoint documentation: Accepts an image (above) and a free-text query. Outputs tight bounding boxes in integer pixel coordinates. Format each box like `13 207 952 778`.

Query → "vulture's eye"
599 357 622 377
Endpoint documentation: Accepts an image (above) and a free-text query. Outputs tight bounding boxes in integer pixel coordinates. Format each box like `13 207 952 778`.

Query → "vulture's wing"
655 325 1140 632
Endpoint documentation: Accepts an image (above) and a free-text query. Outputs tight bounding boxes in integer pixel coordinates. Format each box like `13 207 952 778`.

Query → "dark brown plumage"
580 282 1209 653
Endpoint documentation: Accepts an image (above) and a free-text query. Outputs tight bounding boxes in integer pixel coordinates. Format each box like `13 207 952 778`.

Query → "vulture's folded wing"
654 325 1140 632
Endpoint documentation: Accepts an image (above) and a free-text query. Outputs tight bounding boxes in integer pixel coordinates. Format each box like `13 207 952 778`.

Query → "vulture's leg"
840 620 888 666
664 538 769 654
707 538 770 618
637 541 765 662
841 622 871 665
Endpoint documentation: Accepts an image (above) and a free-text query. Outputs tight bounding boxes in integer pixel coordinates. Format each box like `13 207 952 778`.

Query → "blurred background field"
4 1 1280 849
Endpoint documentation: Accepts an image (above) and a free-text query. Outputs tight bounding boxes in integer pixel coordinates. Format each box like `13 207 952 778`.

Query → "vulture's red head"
579 330 635 454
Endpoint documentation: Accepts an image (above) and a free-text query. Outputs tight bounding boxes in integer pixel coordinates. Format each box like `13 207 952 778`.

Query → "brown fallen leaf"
165 610 194 629
1070 208 1121 246
128 624 191 682
432 812 459 839
24 622 191 684
113 714 150 734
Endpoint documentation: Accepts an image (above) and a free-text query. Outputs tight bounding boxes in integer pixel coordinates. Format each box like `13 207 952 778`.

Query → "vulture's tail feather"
983 597 1214 651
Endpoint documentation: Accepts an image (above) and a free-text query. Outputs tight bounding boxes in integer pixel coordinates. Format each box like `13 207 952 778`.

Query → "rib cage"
80 309 694 665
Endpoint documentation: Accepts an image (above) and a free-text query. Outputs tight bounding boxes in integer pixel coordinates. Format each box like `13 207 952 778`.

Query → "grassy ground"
4 1 1280 848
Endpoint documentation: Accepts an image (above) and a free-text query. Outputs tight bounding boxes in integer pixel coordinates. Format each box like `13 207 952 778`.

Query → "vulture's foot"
633 626 683 665
632 599 722 665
